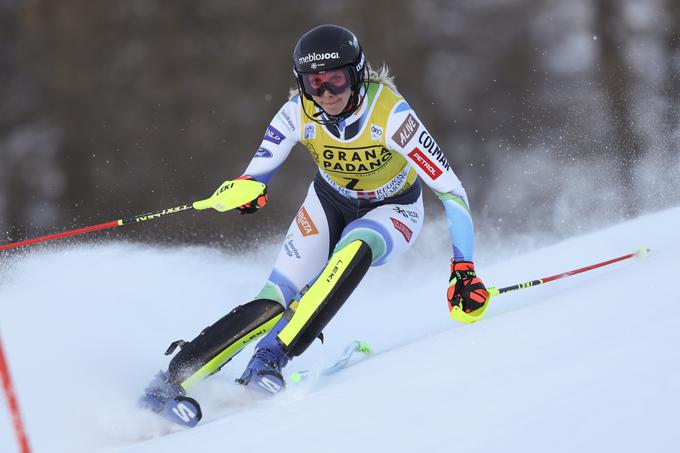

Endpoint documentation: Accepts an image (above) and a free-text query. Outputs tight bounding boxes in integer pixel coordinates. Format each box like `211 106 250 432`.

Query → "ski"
141 340 371 429
289 340 373 383
140 393 203 428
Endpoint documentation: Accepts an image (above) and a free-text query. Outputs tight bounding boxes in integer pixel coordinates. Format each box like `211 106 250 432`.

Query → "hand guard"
234 176 268 214
447 260 488 314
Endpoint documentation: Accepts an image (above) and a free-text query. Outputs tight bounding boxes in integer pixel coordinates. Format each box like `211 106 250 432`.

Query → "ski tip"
635 246 651 258
162 396 203 428
356 341 372 355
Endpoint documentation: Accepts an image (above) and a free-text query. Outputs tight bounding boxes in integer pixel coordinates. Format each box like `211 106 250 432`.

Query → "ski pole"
0 336 31 453
487 246 650 298
0 179 265 252
452 247 650 323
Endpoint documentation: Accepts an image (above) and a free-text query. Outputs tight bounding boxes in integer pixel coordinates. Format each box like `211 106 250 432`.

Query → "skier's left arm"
386 101 489 316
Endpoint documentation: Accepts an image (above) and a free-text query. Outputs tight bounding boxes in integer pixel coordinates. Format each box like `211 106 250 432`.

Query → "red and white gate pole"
0 335 31 453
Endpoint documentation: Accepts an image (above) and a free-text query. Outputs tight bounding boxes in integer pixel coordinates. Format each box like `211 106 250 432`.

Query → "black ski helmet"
293 24 368 123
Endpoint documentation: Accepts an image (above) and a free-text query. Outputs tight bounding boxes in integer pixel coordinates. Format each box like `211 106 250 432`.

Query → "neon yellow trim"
356 341 372 354
192 179 266 212
449 289 495 324
278 241 363 347
180 314 281 391
290 372 302 384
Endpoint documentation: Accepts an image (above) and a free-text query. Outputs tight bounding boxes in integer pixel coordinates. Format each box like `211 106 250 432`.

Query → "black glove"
447 260 488 314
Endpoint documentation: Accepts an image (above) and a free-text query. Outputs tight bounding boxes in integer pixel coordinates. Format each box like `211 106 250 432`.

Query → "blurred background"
1 0 678 255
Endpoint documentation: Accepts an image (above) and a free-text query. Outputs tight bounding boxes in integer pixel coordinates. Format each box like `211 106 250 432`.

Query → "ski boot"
139 370 202 427
237 330 290 395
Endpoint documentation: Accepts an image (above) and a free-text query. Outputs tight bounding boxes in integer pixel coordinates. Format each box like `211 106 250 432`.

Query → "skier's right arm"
228 98 302 214
241 97 301 184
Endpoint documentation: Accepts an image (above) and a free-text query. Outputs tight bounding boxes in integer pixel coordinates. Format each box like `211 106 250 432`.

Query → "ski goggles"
301 67 352 97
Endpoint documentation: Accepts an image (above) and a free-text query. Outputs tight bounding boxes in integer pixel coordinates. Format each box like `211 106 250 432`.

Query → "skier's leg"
166 299 284 389
277 239 373 356
148 183 336 398
237 238 373 393
277 193 424 357
237 191 425 393
252 181 337 307
142 297 284 412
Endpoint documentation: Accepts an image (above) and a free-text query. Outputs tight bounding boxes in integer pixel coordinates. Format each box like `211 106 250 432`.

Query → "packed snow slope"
1 206 679 453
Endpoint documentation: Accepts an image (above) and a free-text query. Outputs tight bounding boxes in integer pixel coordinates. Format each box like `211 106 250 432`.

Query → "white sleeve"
385 101 468 204
386 100 475 261
242 98 302 184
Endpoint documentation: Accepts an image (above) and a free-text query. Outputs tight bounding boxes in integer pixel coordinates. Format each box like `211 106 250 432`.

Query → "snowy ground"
1 206 679 453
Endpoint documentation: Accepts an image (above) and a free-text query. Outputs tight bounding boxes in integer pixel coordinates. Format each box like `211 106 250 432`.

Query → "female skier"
143 24 488 422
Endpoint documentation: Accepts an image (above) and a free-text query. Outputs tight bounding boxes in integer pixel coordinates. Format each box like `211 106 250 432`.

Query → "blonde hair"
368 63 397 92
288 63 398 99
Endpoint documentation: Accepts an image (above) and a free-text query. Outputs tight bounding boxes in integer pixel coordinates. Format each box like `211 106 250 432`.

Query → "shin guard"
168 299 283 390
277 240 372 357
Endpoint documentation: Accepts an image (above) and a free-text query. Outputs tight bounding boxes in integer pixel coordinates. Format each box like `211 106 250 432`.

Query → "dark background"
1 0 678 253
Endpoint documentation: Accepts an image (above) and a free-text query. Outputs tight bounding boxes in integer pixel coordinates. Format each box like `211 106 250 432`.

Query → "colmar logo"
417 131 450 171
390 217 413 243
298 51 340 64
391 113 419 147
408 148 442 180
296 206 319 237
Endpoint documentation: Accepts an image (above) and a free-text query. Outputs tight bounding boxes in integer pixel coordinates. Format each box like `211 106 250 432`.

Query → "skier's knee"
253 280 292 306
334 227 386 263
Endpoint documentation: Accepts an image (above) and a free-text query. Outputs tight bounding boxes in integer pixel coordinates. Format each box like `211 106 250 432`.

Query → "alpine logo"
263 125 285 145
298 51 340 64
390 217 413 243
392 113 419 148
408 148 442 180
